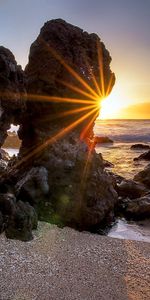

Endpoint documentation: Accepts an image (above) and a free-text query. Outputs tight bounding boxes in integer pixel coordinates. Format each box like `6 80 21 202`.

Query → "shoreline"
0 222 150 300
2 146 150 244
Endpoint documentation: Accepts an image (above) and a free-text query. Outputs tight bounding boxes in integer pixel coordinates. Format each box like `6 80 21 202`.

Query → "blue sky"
0 0 150 114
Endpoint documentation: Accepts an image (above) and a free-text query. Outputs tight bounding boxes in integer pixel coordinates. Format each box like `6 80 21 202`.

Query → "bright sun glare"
99 88 128 119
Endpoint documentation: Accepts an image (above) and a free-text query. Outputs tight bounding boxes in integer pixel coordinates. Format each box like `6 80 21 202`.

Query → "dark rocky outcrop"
0 193 37 241
117 179 148 199
131 144 150 150
5 200 37 241
117 170 150 220
119 195 150 220
19 18 115 155
15 135 118 231
0 19 118 239
0 148 10 161
134 150 150 161
134 164 150 189
94 136 113 145
16 19 116 232
0 46 26 148
103 159 114 168
0 149 9 174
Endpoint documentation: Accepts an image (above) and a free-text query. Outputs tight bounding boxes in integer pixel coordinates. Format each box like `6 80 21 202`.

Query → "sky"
0 0 150 118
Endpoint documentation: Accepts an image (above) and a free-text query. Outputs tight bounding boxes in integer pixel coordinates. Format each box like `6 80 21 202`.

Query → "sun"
99 87 128 119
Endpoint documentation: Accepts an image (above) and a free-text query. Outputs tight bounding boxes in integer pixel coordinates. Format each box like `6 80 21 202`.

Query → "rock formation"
131 144 150 150
19 18 115 155
0 46 26 147
134 150 150 161
134 164 150 189
120 195 150 220
117 172 150 220
0 19 118 239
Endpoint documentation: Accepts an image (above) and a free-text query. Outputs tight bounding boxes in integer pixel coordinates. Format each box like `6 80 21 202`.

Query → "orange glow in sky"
99 79 150 119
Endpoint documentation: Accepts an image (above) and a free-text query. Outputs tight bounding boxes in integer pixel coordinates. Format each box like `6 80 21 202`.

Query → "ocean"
95 119 150 179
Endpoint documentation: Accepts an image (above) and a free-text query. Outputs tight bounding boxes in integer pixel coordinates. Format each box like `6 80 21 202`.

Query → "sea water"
95 119 150 179
94 119 150 242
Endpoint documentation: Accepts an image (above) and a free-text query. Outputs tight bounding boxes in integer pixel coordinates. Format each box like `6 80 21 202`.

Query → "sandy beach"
0 222 150 300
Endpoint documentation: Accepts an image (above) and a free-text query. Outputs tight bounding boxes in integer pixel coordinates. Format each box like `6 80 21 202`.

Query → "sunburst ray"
80 111 98 140
27 93 95 105
57 79 98 101
105 73 114 97
12 107 98 169
40 38 100 99
83 57 102 97
97 41 105 97
39 104 98 124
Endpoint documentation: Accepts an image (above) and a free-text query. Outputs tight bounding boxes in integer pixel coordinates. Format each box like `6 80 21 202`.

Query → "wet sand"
0 222 150 300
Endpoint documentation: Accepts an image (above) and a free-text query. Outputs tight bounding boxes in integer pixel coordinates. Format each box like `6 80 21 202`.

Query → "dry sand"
0 222 150 300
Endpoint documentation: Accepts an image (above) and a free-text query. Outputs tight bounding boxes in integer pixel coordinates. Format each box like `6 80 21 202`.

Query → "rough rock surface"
0 193 37 241
117 179 148 199
134 149 150 161
120 195 150 220
116 169 150 220
5 200 38 241
131 143 150 150
0 148 10 161
0 149 10 176
0 46 26 147
134 164 150 189
15 136 118 231
0 19 117 239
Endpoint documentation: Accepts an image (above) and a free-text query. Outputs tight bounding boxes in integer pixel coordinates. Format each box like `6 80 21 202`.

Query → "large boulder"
0 192 37 241
5 200 38 241
134 164 150 189
0 46 26 148
0 193 16 232
15 135 118 231
131 144 150 150
134 150 150 161
117 179 148 199
120 195 150 220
